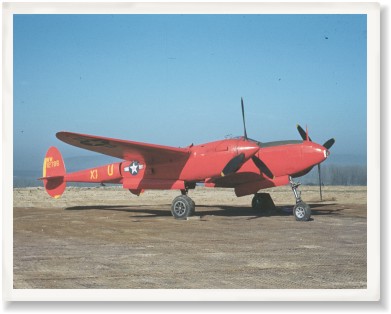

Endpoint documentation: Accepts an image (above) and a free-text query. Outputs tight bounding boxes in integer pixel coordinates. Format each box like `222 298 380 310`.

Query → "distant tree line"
326 165 367 185
302 164 367 186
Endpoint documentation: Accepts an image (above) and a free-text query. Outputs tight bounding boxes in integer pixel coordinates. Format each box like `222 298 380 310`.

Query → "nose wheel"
290 176 311 221
293 201 311 221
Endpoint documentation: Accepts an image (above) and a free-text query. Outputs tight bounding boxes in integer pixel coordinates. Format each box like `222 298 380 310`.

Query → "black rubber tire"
183 195 196 216
293 201 311 221
189 198 196 216
171 195 195 219
251 193 276 215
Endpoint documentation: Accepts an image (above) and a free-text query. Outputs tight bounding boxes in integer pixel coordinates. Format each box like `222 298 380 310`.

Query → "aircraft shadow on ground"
65 205 173 217
196 203 341 218
65 203 341 219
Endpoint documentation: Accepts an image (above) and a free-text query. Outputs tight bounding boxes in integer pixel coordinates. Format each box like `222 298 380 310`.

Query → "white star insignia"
130 163 139 174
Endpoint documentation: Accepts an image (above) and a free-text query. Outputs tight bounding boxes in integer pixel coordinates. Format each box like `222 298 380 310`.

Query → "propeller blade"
297 124 312 141
221 153 245 177
241 98 248 140
318 164 323 201
252 155 274 179
323 138 335 149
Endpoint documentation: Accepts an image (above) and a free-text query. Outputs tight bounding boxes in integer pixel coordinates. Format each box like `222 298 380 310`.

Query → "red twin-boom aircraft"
40 99 334 221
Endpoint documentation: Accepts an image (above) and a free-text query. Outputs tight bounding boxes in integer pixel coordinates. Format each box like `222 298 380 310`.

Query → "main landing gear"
171 189 195 219
251 193 276 215
290 176 311 221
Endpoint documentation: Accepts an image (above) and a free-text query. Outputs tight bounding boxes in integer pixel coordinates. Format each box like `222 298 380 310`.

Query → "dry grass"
13 185 367 208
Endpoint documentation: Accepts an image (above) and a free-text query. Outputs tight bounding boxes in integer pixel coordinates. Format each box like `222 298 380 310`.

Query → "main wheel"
251 193 276 215
171 195 195 219
293 201 311 221
189 197 196 216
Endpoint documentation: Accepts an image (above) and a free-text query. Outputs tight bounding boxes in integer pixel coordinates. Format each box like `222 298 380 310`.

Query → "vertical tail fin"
39 146 66 198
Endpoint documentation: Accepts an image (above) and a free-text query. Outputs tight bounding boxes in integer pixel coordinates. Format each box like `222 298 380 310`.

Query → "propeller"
297 124 335 201
251 155 274 179
241 98 273 179
221 98 275 179
221 153 245 177
297 124 312 141
323 138 335 150
241 97 248 140
297 124 335 149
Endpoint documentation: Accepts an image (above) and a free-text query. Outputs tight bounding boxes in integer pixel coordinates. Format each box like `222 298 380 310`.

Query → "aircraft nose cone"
316 146 330 163
302 142 328 166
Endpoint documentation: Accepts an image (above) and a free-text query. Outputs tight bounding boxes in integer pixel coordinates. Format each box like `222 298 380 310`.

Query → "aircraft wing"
56 131 190 164
205 172 263 187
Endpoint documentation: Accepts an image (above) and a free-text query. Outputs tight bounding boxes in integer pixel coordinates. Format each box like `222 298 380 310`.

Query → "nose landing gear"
290 176 311 221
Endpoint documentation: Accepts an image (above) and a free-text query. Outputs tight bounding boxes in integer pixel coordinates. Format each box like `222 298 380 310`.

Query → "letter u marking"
107 164 114 176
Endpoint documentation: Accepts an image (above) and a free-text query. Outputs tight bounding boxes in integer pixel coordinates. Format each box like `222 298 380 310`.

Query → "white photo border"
2 1 380 302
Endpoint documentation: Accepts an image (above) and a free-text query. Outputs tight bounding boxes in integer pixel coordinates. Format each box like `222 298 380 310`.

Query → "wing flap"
56 132 190 164
206 172 263 187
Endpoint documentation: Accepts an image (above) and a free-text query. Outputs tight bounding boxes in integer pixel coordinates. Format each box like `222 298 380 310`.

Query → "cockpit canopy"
232 135 303 148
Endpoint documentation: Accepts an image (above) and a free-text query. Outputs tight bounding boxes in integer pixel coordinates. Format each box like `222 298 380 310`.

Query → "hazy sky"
13 14 367 171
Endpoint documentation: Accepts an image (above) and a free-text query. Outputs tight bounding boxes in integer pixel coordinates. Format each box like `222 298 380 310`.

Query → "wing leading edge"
56 132 190 164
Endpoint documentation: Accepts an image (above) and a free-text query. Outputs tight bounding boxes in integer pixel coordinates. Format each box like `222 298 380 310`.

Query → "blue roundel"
129 161 140 176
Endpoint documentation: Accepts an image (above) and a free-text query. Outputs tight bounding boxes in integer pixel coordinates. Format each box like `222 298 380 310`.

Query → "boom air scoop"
39 146 66 198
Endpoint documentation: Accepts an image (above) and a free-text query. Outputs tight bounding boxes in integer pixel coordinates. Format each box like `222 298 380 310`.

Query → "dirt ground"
13 185 367 289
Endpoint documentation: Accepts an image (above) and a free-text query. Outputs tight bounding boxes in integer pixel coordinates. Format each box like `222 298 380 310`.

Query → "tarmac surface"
13 186 367 289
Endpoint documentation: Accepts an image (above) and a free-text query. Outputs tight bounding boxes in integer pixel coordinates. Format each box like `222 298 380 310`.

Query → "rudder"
40 146 66 198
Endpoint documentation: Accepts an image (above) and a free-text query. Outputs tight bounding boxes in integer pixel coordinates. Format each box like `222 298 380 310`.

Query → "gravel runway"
13 186 367 290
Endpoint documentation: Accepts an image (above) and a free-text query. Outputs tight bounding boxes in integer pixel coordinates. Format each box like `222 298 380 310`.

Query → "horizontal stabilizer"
38 175 64 181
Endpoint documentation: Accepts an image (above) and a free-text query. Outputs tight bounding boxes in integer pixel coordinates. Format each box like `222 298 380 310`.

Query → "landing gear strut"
171 188 195 219
289 176 311 221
